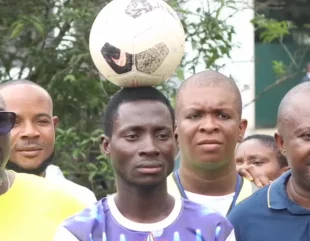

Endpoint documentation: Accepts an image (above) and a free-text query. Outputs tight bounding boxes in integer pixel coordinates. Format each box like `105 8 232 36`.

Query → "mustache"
15 140 46 151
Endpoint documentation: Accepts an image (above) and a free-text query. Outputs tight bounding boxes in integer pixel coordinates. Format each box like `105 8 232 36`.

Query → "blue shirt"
227 171 310 241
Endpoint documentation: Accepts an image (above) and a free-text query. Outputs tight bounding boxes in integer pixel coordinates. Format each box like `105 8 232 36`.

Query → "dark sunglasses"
0 112 16 135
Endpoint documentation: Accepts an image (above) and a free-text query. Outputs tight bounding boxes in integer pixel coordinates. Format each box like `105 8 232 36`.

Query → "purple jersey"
60 196 234 241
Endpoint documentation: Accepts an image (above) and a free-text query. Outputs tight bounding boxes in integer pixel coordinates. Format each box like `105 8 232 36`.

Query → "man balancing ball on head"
168 70 258 217
53 87 235 241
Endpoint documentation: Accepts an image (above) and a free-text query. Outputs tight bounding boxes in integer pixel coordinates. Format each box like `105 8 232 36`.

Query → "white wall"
181 0 256 135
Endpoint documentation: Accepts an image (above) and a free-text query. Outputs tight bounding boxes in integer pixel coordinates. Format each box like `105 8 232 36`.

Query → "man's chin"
5 153 54 176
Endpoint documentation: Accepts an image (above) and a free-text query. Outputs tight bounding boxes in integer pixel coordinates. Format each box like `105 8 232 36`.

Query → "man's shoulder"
228 184 269 221
15 173 86 201
64 198 105 224
58 179 97 204
14 172 88 212
45 165 97 204
60 199 107 241
14 172 60 189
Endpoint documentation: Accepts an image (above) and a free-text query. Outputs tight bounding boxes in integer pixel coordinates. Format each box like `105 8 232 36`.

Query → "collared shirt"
228 171 310 241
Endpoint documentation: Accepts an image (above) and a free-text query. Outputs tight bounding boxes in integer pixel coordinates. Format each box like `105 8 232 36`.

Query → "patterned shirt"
53 196 235 241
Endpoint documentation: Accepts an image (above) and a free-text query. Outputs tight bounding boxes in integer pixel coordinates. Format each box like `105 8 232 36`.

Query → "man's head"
0 96 16 170
235 134 289 181
175 70 247 171
101 87 177 190
0 80 58 175
275 82 310 192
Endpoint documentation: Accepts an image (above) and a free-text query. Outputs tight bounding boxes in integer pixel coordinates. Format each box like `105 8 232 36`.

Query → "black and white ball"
89 0 185 87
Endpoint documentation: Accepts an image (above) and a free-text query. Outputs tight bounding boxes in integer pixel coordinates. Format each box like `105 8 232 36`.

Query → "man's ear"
275 132 286 157
174 120 179 145
53 116 59 128
101 134 111 157
237 119 248 143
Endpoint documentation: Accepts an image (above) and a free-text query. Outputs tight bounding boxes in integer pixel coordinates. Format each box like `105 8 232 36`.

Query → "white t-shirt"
185 191 235 217
45 165 97 205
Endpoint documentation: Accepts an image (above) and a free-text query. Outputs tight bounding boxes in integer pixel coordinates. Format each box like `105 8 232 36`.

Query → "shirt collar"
267 170 310 215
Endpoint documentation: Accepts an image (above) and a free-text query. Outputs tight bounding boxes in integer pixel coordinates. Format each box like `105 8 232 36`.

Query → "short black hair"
103 87 175 137
242 134 288 168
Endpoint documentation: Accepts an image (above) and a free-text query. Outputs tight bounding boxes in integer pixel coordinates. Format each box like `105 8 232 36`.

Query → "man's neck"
114 181 175 223
287 176 310 209
179 161 238 196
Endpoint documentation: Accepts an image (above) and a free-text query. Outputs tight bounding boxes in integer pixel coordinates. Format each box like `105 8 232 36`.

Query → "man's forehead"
0 85 52 105
279 102 310 133
177 86 236 108
115 101 172 127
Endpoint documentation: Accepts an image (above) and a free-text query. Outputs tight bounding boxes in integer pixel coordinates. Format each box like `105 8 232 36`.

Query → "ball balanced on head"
89 0 185 87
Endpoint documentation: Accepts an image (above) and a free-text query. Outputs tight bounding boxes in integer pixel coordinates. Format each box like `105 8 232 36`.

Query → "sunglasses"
0 112 16 135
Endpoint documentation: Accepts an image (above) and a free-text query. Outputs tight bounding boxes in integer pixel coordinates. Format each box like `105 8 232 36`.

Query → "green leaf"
176 67 185 80
64 74 76 82
30 18 45 37
9 22 24 39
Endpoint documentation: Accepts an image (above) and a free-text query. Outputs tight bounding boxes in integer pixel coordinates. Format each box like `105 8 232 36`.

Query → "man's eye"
253 161 263 166
157 133 170 140
125 134 138 141
218 113 230 120
187 114 200 119
302 133 310 140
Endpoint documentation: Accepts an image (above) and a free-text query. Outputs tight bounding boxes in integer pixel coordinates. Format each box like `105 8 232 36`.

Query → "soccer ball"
89 0 185 87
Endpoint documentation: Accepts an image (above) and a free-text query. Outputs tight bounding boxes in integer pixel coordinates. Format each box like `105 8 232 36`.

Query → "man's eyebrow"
35 113 52 119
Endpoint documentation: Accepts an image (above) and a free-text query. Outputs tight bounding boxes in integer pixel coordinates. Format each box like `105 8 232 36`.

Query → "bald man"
0 93 88 241
168 70 258 218
228 82 310 241
0 80 96 205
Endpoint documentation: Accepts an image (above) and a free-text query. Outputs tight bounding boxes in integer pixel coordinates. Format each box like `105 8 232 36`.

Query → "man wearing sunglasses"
0 80 96 205
0 100 88 241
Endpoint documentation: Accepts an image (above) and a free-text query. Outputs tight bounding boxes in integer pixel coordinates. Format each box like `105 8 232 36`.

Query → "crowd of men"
0 70 309 241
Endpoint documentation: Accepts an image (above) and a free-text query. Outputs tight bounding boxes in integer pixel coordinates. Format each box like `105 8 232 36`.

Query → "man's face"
176 86 247 170
276 94 310 191
102 101 177 188
0 85 58 171
235 139 287 181
0 110 16 169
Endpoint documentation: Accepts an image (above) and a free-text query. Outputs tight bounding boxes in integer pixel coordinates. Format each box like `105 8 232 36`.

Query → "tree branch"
243 72 300 109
